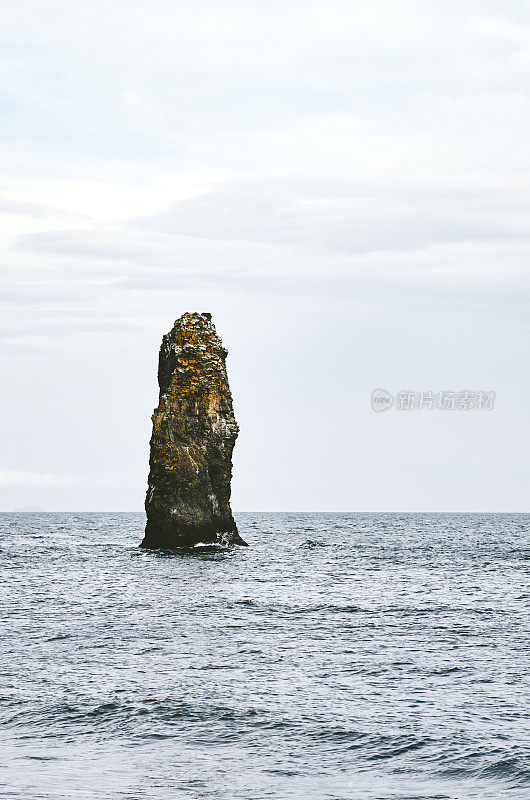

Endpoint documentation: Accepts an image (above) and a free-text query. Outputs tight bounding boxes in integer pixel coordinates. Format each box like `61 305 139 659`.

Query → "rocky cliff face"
141 313 246 548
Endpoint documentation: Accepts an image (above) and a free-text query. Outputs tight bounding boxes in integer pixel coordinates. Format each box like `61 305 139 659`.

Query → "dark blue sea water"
1 513 529 800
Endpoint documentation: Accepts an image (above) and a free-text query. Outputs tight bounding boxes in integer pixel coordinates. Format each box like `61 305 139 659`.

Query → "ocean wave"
2 511 529 798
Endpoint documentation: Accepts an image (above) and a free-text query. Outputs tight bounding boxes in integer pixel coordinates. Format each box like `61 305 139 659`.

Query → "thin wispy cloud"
137 183 530 253
0 470 76 487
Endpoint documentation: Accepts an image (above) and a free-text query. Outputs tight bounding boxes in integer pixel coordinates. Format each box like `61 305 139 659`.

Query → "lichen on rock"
141 312 246 548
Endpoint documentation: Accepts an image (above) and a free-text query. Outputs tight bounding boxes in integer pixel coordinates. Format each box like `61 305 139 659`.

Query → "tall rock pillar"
141 312 246 548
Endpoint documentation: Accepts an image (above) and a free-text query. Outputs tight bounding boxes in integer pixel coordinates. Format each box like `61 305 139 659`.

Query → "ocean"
1 512 528 800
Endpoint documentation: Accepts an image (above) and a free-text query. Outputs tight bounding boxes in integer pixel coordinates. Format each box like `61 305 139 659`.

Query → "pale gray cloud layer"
0 0 528 510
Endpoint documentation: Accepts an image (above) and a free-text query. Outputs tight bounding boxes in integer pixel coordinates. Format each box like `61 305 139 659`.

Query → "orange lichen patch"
151 408 165 426
207 390 220 424
159 333 229 422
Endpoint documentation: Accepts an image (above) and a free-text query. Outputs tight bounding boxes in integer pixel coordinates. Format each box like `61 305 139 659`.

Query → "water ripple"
1 511 529 799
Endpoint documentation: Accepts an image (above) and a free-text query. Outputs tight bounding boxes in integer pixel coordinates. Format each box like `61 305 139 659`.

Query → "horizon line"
2 510 528 515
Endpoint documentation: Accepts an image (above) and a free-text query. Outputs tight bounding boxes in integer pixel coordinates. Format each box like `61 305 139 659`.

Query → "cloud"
0 0 529 512
17 227 303 277
3 0 530 171
0 470 79 487
0 469 144 487
12 169 529 315
0 197 63 218
136 180 530 254
7 218 526 328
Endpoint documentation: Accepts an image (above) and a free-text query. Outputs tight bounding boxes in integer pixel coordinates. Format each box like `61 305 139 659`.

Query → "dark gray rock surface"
141 312 246 548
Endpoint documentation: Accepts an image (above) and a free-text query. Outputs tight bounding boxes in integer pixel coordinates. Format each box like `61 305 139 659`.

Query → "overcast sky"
1 0 528 511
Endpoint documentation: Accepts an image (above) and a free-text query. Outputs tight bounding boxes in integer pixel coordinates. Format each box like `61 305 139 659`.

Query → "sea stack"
141 313 246 548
